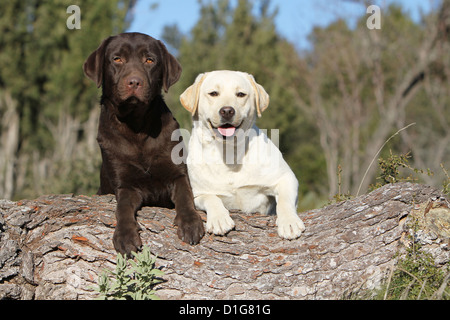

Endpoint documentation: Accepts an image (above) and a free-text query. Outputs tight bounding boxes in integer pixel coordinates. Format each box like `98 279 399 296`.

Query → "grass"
380 242 450 300
339 150 450 300
344 215 450 300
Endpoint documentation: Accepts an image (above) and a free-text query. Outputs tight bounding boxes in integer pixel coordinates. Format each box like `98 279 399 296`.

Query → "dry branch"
0 182 449 300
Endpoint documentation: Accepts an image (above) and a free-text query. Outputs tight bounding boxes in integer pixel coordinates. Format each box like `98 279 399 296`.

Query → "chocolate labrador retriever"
83 32 204 256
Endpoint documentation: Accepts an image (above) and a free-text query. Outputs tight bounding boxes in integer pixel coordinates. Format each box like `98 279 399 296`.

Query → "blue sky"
127 0 438 50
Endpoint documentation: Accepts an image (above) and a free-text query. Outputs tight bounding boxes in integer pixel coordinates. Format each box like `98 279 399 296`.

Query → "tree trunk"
0 182 448 300
0 91 20 200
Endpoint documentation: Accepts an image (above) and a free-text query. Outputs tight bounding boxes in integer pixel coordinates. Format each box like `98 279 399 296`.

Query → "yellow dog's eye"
145 58 154 64
236 92 247 98
113 57 123 63
208 91 219 97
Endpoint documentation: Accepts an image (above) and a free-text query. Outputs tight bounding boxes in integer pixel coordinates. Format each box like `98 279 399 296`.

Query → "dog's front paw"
113 222 142 257
174 211 205 245
276 214 305 240
206 212 235 236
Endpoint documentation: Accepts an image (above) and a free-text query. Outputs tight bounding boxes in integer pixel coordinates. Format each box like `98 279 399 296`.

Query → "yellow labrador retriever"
180 70 305 239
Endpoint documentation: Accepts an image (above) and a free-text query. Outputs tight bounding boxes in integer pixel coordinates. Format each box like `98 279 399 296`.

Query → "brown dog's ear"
247 74 270 118
180 73 207 116
158 40 182 93
83 36 113 88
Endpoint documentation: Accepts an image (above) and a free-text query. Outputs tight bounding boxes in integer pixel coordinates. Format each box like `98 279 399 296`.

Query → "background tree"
0 0 136 199
281 2 450 197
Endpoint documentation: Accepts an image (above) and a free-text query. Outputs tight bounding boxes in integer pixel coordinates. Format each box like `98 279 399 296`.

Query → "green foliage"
379 219 450 300
93 246 164 300
370 150 433 191
0 0 134 148
302 3 450 196
377 151 416 185
331 149 440 204
383 249 450 300
345 219 450 300
348 246 450 300
0 0 136 199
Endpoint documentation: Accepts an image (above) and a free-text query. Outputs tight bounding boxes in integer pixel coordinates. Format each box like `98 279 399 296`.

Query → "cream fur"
180 70 305 239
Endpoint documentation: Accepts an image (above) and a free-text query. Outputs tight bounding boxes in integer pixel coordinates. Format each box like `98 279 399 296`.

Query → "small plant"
356 123 416 196
441 163 450 195
330 165 352 204
379 151 410 184
369 150 433 191
93 246 164 300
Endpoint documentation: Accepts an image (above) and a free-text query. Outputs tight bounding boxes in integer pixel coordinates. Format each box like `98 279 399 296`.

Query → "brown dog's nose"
219 106 235 120
126 76 143 89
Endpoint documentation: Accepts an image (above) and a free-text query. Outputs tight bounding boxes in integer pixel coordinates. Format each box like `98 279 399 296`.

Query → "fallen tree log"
0 182 448 300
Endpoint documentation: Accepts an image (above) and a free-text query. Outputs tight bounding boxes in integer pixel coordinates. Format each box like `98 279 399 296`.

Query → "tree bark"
0 182 448 300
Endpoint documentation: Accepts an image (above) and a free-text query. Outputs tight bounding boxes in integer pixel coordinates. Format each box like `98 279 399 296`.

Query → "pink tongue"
218 126 236 137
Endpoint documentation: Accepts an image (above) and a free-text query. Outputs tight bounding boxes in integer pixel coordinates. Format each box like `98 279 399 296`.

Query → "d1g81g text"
224 304 271 315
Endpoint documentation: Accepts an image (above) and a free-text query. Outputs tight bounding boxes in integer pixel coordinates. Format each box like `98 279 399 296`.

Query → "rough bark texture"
0 182 449 300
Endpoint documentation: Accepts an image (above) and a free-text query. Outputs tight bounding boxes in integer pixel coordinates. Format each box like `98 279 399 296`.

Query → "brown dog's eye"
208 91 219 97
113 57 123 63
145 58 154 64
236 92 247 98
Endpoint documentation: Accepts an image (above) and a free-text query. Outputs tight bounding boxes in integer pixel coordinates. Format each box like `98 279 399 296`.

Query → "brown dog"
83 32 204 256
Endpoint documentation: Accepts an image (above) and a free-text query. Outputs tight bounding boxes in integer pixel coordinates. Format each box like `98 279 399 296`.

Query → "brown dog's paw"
113 223 142 257
174 211 205 245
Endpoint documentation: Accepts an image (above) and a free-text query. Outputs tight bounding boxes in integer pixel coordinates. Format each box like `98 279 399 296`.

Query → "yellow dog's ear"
247 74 270 118
180 73 207 116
